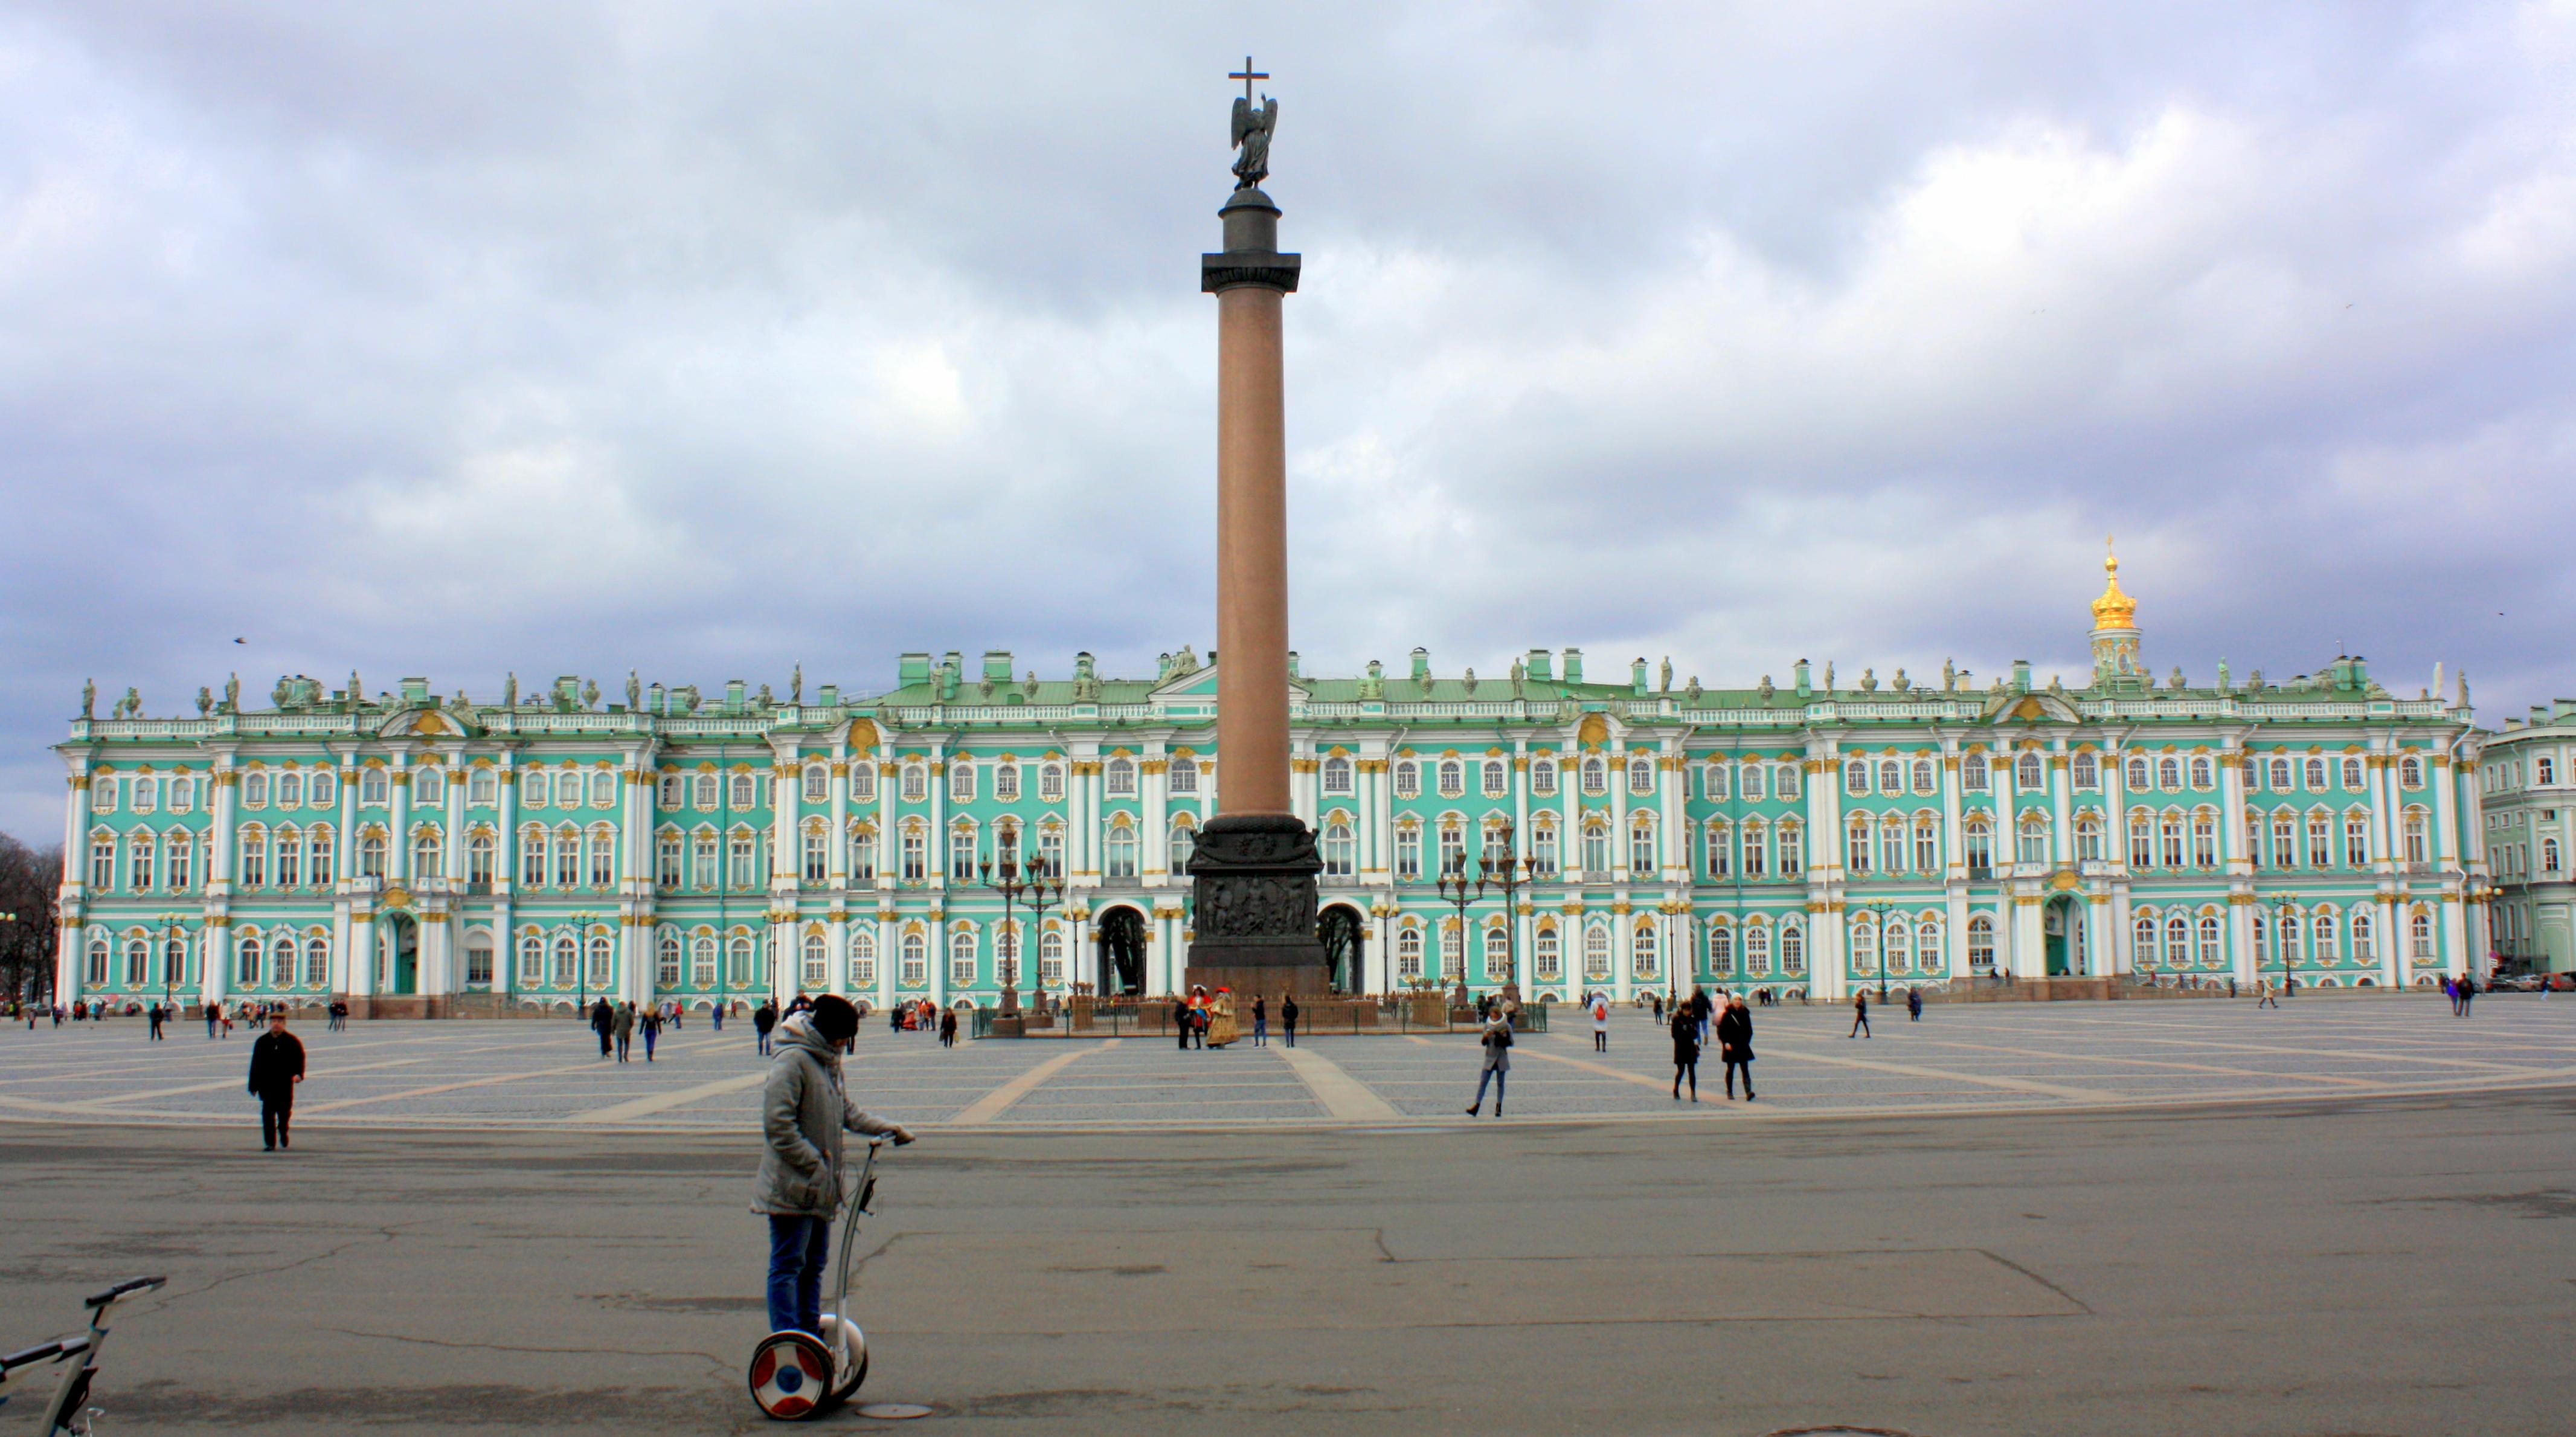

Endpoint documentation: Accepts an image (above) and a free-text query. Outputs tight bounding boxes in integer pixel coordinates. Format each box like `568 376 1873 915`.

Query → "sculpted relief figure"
1231 91 1277 190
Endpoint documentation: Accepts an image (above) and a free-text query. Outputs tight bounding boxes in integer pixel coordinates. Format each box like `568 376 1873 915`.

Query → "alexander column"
1185 60 1328 997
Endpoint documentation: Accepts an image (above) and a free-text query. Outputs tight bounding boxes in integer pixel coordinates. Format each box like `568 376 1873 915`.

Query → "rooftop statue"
1229 58 1277 191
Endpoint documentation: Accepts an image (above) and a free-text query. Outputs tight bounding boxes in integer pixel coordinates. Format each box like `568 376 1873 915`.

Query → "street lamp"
978 836 1062 1018
159 912 185 1009
2262 889 2299 998
569 910 600 1011
1479 822 1532 1000
1433 840 1491 1003
1855 898 1897 1001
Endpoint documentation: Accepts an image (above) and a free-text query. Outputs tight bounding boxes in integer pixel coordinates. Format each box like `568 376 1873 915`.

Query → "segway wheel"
747 1329 835 1420
817 1313 869 1403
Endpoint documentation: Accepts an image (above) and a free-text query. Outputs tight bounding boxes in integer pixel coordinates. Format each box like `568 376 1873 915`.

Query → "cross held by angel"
1229 57 1276 191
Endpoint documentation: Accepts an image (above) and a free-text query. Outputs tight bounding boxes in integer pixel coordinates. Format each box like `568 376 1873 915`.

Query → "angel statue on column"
1231 92 1276 190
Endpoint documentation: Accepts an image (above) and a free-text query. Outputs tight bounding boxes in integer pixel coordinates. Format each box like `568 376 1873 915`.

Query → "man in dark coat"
1670 1005 1701 1102
589 997 614 1056
753 1000 779 1056
1717 995 1756 1101
247 1011 306 1150
1281 994 1299 1047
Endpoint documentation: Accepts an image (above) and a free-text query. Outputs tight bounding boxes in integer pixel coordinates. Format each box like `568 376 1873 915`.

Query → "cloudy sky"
4 2 2572 838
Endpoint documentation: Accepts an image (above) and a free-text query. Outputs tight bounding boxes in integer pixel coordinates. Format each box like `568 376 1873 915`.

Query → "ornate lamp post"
2263 889 2299 997
978 838 1062 1017
1855 898 1897 1001
569 910 600 1011
159 912 184 1009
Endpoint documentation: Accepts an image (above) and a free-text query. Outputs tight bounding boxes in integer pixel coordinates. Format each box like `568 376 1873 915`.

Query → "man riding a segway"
749 994 912 1419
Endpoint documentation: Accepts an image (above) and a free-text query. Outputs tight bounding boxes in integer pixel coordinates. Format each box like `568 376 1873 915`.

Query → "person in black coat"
589 997 614 1057
753 1000 779 1055
1281 994 1299 1047
1717 995 1756 1101
1669 1006 1701 1102
247 1012 306 1150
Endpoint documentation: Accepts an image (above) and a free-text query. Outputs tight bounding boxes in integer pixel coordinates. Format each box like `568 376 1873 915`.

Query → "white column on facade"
930 910 949 1009
199 921 225 1006
388 758 413 884
829 911 849 999
2050 741 2074 866
1143 747 1169 887
1660 741 1685 886
2103 740 2128 876
334 755 358 896
1608 732 1630 884
1807 744 1845 998
876 911 896 1009
2095 892 2121 978
829 748 850 889
349 906 377 1000
876 750 897 891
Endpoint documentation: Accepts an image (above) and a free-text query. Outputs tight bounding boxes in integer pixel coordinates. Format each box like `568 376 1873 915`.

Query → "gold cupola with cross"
2089 537 2144 688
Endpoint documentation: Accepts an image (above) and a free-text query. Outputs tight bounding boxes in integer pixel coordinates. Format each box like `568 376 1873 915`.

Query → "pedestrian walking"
1906 988 1922 1023
1590 992 1610 1053
754 1000 779 1056
1670 1005 1701 1102
752 995 913 1337
640 1006 662 1061
1282 994 1299 1047
2458 973 2477 1015
146 1003 165 1041
2256 977 2279 1009
247 1011 305 1151
938 1008 958 1047
1849 991 1871 1038
1690 986 1713 1049
1464 1006 1512 1116
589 997 614 1056
1717 995 1756 1100
613 1001 636 1062
1251 997 1268 1047
203 1001 219 1039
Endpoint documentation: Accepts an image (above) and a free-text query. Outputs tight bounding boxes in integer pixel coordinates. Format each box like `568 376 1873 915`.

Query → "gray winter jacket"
752 1014 901 1218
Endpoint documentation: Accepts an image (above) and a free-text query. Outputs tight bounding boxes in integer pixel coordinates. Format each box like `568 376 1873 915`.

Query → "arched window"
84 933 109 986
1581 821 1610 876
1850 918 1879 975
1534 925 1561 982
2189 755 2214 789
128 834 155 892
1392 760 1421 799
1168 817 1197 875
2192 812 2217 867
304 935 330 988
1437 758 1465 797
274 770 301 809
2161 812 2186 869
1912 757 1938 793
2305 811 2331 869
2125 756 2151 790
803 764 830 803
658 931 683 985
1702 762 1729 802
693 773 721 809
2401 809 2428 866
1396 925 1424 981
1708 924 1734 975
361 768 390 806
2070 751 2098 788
1104 757 1136 797
476 831 501 885
2154 757 2180 791
1744 923 1770 976
555 826 582 888
850 761 878 803
692 933 719 986
801 932 828 989
1168 757 1198 794
1482 759 1506 796
850 929 878 988
1779 921 1805 975
412 827 442 878
1628 814 1657 874
731 931 760 986
165 832 193 892
2313 909 2339 961
2546 838 2562 873
1777 819 1803 878
1033 928 1058 987
1629 755 1657 796
585 933 612 987
1322 755 1353 794
2165 915 2190 968
2302 756 2328 791
1843 758 1869 794
1439 921 1464 980
550 931 579 987
1105 821 1138 879
2267 756 2293 791
360 830 389 880
1581 924 1611 981
1704 820 1732 878
1631 921 1658 981
849 824 877 883
2017 813 2051 865
2076 814 2104 863
1036 763 1063 802
1845 815 1872 872
802 821 829 884
2130 913 2156 966
2017 752 2044 789
1968 915 1996 970
1580 756 1607 795
948 759 976 803
2345 812 2370 868
237 934 262 986
518 930 545 986
1916 916 1943 971
1532 817 1559 876
1960 753 1988 792
2398 754 2424 789
1740 761 1766 802
1876 759 1901 795
1531 757 1558 796
2197 915 2223 966
729 773 757 809
1739 820 1765 879
1883 916 1909 971
1878 815 1906 874
415 768 446 806
1323 820 1355 878
2351 910 2375 960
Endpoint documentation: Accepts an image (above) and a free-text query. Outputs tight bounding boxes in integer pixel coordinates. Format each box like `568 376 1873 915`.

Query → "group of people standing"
586 997 674 1062
1665 988 1758 1102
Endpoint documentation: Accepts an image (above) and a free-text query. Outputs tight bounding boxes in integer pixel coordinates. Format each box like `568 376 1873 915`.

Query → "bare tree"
0 835 63 1005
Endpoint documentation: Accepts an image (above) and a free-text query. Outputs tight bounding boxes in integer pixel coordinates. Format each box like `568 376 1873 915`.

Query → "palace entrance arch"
1096 907 1148 995
1318 905 1366 994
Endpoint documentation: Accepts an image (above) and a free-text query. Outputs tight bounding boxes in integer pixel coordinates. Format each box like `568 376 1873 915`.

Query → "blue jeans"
766 1214 830 1335
1472 1066 1506 1108
1253 1018 1268 1045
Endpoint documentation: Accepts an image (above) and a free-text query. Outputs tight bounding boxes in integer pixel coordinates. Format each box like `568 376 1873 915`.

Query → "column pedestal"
1185 813 1328 997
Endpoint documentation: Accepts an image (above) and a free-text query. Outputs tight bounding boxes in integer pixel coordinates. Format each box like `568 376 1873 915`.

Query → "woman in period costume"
1206 988 1241 1047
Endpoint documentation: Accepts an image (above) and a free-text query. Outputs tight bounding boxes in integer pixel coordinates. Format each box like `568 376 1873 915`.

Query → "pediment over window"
1982 693 2080 725
377 707 478 739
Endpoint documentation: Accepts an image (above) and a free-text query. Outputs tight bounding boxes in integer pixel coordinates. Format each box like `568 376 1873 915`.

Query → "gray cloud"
3 1 2572 836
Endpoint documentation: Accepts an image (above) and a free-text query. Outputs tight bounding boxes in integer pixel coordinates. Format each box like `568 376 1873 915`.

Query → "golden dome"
2090 538 2136 630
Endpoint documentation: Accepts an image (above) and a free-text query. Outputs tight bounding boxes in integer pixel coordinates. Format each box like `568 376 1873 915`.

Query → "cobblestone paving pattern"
2 994 2570 1131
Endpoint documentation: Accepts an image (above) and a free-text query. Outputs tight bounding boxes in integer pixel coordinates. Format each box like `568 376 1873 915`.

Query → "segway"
747 1139 884 1420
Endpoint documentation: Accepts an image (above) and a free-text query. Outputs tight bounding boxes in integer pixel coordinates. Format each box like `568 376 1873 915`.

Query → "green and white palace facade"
51 558 2494 1013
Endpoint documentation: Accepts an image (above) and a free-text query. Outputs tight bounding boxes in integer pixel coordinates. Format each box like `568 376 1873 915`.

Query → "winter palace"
51 555 2496 1014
